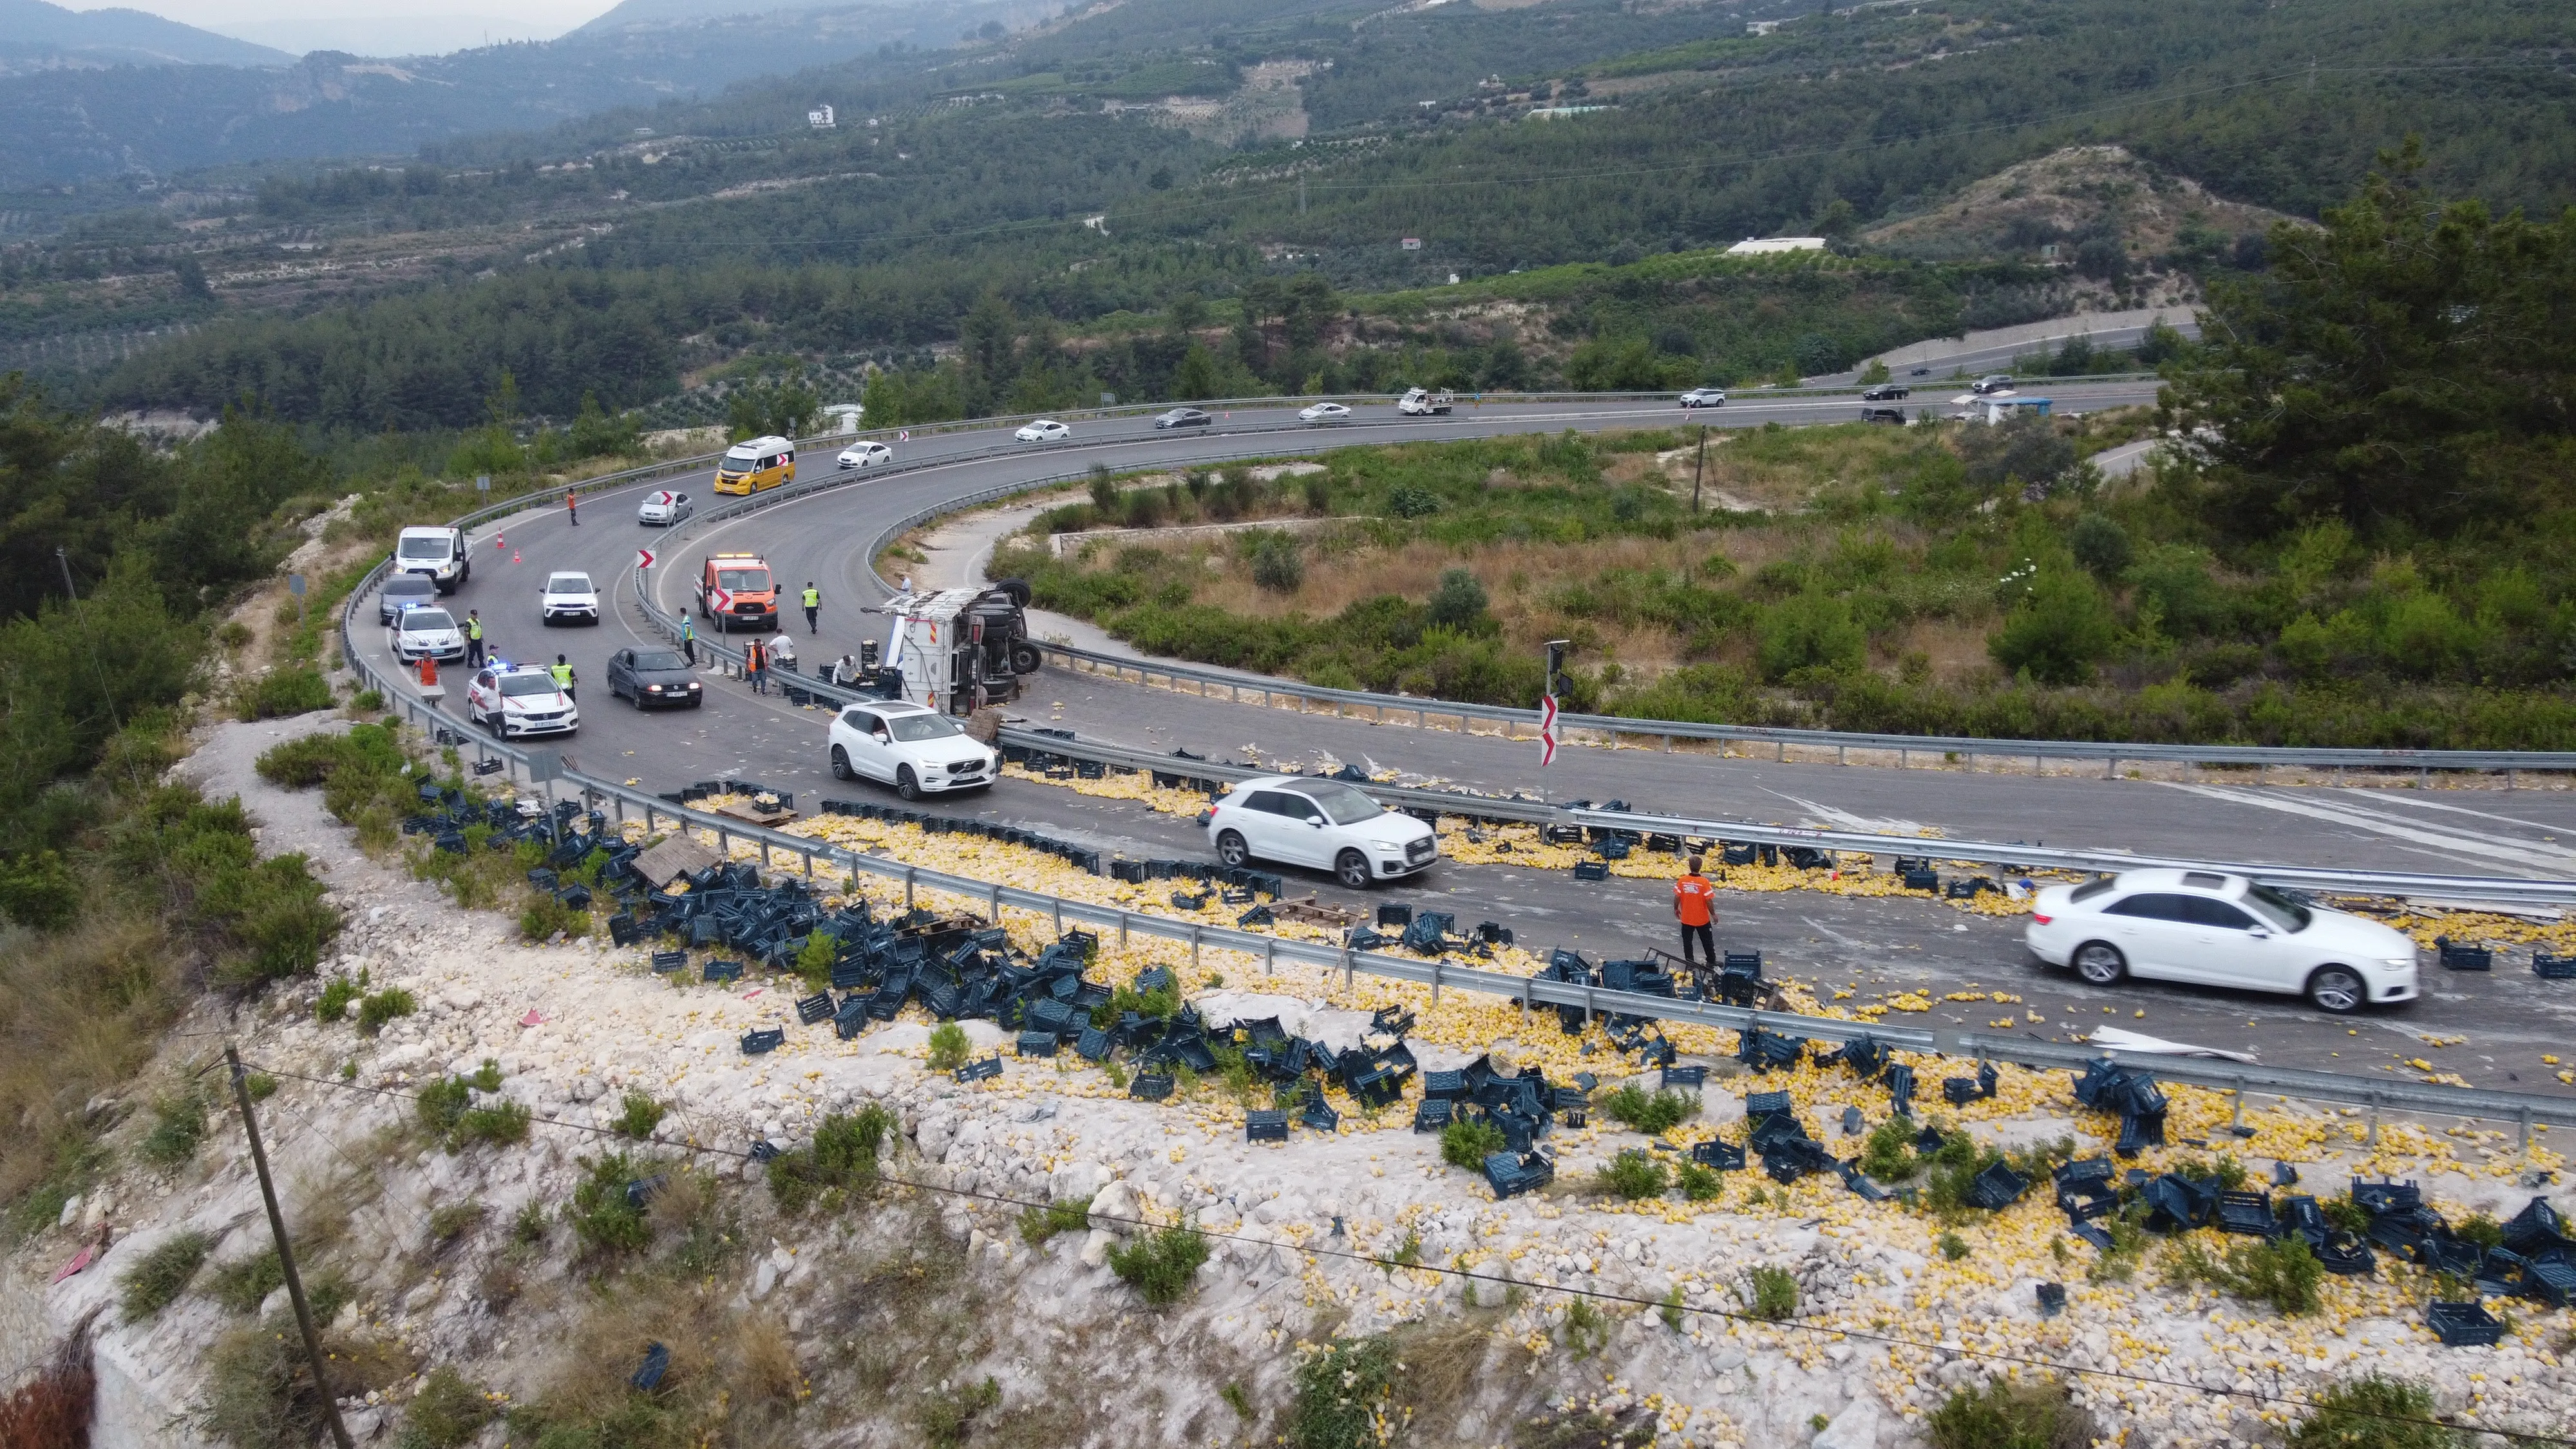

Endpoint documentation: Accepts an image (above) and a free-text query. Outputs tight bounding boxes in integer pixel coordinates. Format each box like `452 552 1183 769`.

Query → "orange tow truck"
699 552 778 632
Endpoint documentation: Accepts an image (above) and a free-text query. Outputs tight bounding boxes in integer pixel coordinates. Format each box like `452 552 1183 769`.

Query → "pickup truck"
1397 387 1455 416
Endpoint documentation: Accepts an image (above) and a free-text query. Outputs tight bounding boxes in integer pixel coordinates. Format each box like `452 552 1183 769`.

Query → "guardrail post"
2366 1093 2380 1148
1341 946 1354 990
2521 1103 2534 1153
1264 938 1275 976
717 826 730 859
800 848 813 878
1837 744 1846 766
1052 898 1063 936
1430 958 1442 1005
2230 1077 2246 1135
2106 756 2117 781
2508 768 2519 791
1118 911 1129 947
989 881 1001 922
904 867 916 913
1190 926 1202 970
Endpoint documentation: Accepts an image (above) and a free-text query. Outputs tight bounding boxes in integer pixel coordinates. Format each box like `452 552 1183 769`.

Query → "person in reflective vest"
744 637 767 694
800 582 820 634
1674 856 1718 968
465 610 486 667
679 615 696 666
549 654 575 699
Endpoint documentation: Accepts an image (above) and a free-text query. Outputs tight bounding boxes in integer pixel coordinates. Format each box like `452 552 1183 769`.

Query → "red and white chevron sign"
1539 692 1559 767
635 548 656 571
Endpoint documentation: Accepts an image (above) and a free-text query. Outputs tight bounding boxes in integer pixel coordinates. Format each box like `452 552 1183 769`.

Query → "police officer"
1674 855 1718 969
550 652 576 700
679 614 696 666
465 609 486 668
800 581 820 634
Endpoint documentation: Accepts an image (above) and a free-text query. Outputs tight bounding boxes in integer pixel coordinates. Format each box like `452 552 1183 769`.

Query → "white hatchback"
837 441 893 469
827 701 997 799
540 571 598 625
1299 402 1351 424
1204 773 1437 889
636 490 692 526
389 607 466 663
2024 869 2419 1014
1014 420 1069 443
465 665 579 738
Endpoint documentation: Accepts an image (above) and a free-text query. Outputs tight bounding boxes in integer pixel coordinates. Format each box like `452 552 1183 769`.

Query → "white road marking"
1758 788 1931 838
2329 788 2576 837
2150 781 2576 875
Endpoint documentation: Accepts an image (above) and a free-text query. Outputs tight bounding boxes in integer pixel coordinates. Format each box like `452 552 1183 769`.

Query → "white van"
393 526 469 593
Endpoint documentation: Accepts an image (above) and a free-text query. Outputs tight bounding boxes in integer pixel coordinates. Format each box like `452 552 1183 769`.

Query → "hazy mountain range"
0 0 292 73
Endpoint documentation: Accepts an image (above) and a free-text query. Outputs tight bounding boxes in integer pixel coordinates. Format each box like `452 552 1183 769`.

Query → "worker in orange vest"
1674 855 1718 969
565 489 579 526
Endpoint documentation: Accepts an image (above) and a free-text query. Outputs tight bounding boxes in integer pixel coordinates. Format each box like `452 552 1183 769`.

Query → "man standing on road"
800 582 820 634
465 609 486 668
565 489 579 527
1674 855 1718 969
679 615 696 667
550 653 576 700
744 636 767 695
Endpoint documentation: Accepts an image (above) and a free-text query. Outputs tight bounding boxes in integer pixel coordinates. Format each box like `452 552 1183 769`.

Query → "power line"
242 1057 2576 1448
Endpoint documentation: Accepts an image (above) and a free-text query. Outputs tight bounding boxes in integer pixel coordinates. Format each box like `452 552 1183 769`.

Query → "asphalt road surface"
346 381 2576 1094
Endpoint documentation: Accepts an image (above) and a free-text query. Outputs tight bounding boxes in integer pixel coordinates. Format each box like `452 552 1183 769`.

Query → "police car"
465 663 579 738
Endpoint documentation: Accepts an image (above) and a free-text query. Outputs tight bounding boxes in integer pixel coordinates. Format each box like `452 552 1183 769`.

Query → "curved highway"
347 383 2576 1092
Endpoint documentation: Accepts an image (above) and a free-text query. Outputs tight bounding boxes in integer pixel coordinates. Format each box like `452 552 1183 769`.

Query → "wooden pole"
226 1046 355 1449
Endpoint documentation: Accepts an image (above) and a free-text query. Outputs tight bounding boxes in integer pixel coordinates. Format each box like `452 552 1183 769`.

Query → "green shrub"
1019 1195 1093 1245
1987 569 2118 685
1439 1115 1508 1170
398 1365 494 1449
312 976 359 1023
925 1022 971 1073
1560 1296 1609 1358
1676 1162 1722 1201
1250 535 1305 593
1385 484 1441 518
2215 1235 2327 1316
356 987 416 1035
1106 1224 1209 1306
1595 1150 1669 1200
1741 1265 1797 1321
920 1376 1001 1449
1424 568 1489 630
1289 1336 1398 1449
416 1074 530 1151
118 1230 210 1320
2452 1214 2504 1251
517 891 591 942
1860 1117 1918 1180
235 668 334 721
611 1091 665 1140
1927 1375 2097 1449
2286 1374 2465 1449
138 1091 208 1168
1599 1086 1698 1135
1938 1232 1971 1262
243 1072 278 1102
565 1152 654 1255
428 1202 484 1244
794 930 838 992
765 1104 892 1213
206 1248 284 1313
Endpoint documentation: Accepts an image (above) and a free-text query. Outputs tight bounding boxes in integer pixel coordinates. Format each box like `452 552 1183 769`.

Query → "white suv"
540 571 599 625
1204 774 1437 889
2025 869 2418 1014
466 665 579 737
827 701 997 799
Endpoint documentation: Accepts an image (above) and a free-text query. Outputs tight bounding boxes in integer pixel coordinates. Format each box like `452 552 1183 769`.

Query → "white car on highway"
1014 420 1070 443
1678 388 1727 409
465 664 579 738
2024 869 2419 1014
837 441 893 469
828 701 998 800
636 490 693 526
388 607 466 663
539 571 599 625
1204 774 1437 889
1299 402 1351 424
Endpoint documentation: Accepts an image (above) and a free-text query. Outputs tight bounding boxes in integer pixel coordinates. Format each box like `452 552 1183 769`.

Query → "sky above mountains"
64 0 617 53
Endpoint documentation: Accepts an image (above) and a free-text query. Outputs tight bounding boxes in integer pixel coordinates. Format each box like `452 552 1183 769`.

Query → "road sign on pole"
1539 692 1558 768
636 548 656 572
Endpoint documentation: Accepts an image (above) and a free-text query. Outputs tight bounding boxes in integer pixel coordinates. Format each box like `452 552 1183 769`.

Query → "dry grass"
1391 1310 1533 1424
0 914 184 1227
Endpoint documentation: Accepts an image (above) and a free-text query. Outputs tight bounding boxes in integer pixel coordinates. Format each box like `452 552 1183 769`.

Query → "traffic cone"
495 532 505 549
512 551 521 564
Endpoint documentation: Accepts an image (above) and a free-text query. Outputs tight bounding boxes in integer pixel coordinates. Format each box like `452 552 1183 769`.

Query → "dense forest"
66 0 2576 432
998 160 2576 749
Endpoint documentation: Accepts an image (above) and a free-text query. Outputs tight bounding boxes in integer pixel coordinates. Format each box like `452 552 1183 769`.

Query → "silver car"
377 573 437 624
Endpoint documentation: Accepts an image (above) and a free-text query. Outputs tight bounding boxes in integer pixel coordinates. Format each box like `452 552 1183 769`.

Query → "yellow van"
714 434 797 495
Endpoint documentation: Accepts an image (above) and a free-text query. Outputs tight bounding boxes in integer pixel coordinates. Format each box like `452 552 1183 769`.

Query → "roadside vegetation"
995 162 2576 750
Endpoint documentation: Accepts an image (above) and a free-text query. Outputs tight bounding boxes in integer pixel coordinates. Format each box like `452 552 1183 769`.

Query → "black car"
1153 408 1211 430
1861 384 1911 401
1859 407 1908 425
605 647 705 709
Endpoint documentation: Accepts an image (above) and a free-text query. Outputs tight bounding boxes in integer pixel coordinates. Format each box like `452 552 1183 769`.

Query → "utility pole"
57 547 123 732
1690 424 1707 513
226 1046 355 1449
1298 179 1306 216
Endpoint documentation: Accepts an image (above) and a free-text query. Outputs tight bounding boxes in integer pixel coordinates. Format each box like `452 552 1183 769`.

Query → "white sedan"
1299 402 1352 424
2024 869 2419 1014
636 490 692 526
1014 420 1070 443
1203 774 1437 889
465 665 579 738
837 441 892 469
827 701 997 800
539 571 598 625
389 606 466 663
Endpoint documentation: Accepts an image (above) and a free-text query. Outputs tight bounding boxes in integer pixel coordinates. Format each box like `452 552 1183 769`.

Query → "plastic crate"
1245 1110 1289 1143
739 1028 784 1055
2439 941 2494 972
1129 1072 1173 1101
2426 1300 2503 1347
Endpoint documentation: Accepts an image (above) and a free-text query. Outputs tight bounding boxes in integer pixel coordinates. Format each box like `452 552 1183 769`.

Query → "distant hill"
0 0 293 73
573 0 905 33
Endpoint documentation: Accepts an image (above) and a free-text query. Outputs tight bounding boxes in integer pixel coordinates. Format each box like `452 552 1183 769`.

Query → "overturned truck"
876 580 1042 715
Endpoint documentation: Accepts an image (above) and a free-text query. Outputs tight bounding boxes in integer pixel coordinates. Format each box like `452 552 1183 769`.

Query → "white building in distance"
808 104 836 129
1725 236 1828 255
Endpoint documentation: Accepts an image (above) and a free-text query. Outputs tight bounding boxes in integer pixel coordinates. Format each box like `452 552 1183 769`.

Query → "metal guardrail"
330 585 2576 1134
1030 641 2576 782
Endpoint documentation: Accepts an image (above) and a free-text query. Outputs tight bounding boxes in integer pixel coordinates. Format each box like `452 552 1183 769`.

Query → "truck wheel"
1009 641 1042 675
994 578 1032 608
